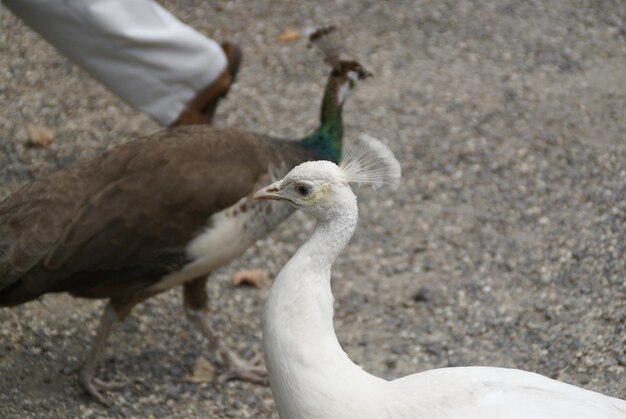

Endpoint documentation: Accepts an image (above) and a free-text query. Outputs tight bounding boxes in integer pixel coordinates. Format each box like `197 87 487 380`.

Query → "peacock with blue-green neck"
0 26 372 405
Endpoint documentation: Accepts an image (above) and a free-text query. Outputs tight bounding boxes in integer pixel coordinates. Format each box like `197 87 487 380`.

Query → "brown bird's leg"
183 277 266 384
79 298 135 406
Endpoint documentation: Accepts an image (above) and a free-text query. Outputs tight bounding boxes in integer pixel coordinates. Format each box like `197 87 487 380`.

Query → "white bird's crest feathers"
340 133 401 190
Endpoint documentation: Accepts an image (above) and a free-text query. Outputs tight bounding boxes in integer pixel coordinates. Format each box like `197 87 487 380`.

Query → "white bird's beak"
253 181 285 201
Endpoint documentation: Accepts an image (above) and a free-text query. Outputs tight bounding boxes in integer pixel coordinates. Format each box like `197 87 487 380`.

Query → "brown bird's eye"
296 184 312 197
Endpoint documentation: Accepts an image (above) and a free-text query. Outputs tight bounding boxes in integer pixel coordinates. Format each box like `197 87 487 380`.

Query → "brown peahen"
0 30 371 405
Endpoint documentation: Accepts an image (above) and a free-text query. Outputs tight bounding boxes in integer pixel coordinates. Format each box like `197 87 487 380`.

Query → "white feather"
340 133 401 190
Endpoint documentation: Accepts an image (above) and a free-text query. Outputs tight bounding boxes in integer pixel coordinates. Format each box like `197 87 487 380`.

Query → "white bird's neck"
263 191 387 419
298 203 357 268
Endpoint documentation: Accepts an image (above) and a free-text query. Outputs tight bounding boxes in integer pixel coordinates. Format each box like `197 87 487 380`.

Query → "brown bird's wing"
0 126 287 304
0 159 100 287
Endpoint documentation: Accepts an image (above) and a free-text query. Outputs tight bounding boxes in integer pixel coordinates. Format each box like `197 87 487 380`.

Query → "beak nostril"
253 184 284 201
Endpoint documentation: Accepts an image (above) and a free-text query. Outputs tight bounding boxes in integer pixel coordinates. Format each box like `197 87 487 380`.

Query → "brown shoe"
171 42 242 126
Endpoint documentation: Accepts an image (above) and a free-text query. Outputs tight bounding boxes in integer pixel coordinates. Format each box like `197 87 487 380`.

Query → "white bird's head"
254 133 401 220
254 161 350 219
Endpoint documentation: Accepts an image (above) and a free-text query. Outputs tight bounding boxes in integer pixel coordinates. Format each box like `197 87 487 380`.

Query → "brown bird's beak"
253 181 284 201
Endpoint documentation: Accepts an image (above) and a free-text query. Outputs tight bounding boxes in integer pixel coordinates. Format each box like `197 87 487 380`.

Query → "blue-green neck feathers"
299 61 370 164
301 103 343 163
300 73 346 163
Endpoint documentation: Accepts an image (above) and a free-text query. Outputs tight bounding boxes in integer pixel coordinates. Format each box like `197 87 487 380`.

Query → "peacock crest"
340 133 401 190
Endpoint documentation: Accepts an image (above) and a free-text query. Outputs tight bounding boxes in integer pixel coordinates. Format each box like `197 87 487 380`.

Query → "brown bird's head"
330 60 372 103
308 25 372 104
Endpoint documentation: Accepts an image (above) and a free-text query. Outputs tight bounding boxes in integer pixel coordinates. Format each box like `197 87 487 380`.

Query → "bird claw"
217 351 267 385
185 307 267 385
79 368 128 407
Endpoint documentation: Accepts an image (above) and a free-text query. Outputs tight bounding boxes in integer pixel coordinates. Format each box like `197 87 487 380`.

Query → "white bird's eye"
295 183 312 197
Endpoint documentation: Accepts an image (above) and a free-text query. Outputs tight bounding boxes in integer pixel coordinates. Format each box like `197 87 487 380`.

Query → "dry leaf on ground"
182 356 215 383
276 28 301 43
231 269 266 288
25 124 54 147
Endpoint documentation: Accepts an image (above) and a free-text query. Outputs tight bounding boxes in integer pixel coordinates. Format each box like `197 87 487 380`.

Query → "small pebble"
412 287 433 303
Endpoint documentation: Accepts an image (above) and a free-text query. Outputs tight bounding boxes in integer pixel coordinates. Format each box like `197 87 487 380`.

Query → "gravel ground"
1 0 625 417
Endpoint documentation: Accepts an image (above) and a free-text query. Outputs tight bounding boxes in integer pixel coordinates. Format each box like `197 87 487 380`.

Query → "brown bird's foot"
185 307 267 385
79 367 128 407
217 351 267 385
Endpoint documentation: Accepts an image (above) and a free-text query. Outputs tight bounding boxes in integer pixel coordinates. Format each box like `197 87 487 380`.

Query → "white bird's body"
256 135 626 419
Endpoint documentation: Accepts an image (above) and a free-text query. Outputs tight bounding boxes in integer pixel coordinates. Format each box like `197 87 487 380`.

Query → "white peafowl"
253 133 626 419
0 27 370 405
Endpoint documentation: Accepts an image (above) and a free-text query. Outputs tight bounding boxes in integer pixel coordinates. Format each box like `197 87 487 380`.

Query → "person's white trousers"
3 0 227 125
